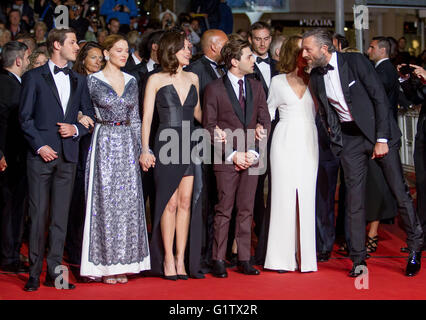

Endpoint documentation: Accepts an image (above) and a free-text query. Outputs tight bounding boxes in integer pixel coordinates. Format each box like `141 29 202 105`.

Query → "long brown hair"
157 30 186 75
277 35 309 84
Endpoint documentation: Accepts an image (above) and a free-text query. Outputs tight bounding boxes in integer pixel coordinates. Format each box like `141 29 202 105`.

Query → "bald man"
186 29 228 104
186 29 228 273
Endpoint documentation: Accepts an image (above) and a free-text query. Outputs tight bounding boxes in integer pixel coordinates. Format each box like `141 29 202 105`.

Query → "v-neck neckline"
169 83 195 107
285 74 307 100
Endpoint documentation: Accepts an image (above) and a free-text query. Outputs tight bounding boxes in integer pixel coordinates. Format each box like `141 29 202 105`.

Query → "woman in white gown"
264 35 318 273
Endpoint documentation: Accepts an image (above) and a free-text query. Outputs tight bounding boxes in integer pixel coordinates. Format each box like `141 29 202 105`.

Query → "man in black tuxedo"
367 37 400 121
185 29 228 273
0 41 30 273
19 28 94 291
247 21 278 265
303 29 423 277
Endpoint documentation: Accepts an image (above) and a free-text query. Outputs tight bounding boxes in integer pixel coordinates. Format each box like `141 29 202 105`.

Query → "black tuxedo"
247 58 278 265
0 69 27 267
309 52 423 263
19 62 94 279
186 56 222 105
123 55 142 74
401 80 426 244
375 59 400 121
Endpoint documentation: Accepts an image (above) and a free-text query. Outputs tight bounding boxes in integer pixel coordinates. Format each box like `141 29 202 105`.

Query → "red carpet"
0 222 425 300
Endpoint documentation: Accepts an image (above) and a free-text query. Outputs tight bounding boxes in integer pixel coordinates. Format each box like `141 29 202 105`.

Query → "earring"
105 56 110 61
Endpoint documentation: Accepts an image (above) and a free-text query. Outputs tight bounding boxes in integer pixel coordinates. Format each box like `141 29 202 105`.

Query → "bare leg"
161 190 178 276
175 176 194 276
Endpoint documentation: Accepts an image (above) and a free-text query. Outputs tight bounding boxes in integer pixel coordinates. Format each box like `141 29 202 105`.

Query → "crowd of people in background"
0 0 425 293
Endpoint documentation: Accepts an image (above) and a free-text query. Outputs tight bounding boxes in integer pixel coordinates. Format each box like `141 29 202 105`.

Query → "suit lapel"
336 52 352 107
41 63 62 111
244 78 253 127
222 75 245 126
254 64 268 94
64 70 77 119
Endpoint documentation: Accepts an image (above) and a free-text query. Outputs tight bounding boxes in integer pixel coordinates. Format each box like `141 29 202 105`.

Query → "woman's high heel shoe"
366 235 379 253
163 275 178 281
177 274 188 280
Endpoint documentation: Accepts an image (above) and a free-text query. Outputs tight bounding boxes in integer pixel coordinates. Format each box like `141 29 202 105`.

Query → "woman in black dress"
140 30 204 280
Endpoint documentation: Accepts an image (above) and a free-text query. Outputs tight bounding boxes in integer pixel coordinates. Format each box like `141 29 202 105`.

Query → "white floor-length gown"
264 73 318 272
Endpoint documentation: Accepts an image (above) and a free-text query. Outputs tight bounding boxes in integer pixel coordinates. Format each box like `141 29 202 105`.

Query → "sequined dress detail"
80 71 150 277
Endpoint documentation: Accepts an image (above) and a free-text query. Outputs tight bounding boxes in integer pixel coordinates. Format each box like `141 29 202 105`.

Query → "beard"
311 52 329 68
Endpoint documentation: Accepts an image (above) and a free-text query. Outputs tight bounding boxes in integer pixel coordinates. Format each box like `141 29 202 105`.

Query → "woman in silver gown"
80 35 150 284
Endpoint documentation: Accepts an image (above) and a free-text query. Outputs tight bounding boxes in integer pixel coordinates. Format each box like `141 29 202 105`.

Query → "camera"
118 5 124 12
400 65 415 75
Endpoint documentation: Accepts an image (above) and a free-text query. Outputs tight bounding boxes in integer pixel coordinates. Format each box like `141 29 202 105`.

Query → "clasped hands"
139 150 156 172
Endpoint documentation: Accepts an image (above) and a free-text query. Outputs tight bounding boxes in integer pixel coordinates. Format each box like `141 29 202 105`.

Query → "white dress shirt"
146 58 156 73
48 60 71 115
253 53 271 88
132 53 141 65
225 71 259 162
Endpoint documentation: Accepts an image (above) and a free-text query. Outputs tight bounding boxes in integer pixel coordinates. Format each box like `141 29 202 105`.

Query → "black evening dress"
149 83 204 279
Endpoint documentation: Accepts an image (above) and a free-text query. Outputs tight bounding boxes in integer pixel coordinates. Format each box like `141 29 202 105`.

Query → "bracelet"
142 147 154 155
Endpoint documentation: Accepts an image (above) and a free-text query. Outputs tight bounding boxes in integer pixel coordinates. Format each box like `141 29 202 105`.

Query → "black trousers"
0 159 28 265
414 118 426 241
340 122 423 263
27 152 76 279
315 157 340 253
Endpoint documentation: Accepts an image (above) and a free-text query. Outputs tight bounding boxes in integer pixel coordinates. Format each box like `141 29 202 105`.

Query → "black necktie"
238 79 245 110
256 56 270 64
318 64 334 75
54 65 70 75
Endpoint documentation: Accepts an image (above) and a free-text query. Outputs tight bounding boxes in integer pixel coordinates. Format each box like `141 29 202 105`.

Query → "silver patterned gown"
80 71 150 278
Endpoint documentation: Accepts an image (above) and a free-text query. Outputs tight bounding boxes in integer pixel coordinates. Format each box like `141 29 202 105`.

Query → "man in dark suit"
185 29 228 273
203 38 271 278
247 21 278 265
399 65 426 252
315 113 340 262
0 41 30 273
19 28 94 291
367 36 400 121
303 28 424 277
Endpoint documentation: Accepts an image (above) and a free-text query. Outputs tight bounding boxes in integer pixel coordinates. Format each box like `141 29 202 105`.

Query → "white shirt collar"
132 52 141 65
227 70 244 85
375 57 389 68
204 55 217 64
328 51 338 69
11 71 21 83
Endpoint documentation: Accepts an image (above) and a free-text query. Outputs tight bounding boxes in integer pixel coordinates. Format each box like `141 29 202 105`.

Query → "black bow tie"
256 56 270 64
54 65 70 75
153 63 160 70
318 64 334 75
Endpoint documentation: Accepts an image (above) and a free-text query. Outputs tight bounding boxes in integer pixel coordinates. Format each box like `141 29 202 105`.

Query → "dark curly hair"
157 30 186 75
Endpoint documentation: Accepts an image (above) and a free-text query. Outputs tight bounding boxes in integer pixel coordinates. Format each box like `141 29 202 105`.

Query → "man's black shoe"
317 251 331 262
212 260 228 278
237 261 260 275
43 274 76 289
0 262 29 273
405 251 421 277
348 260 367 277
24 277 40 292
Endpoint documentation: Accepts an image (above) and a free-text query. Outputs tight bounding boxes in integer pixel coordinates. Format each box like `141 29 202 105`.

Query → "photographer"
69 2 90 42
398 63 426 252
100 0 138 34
